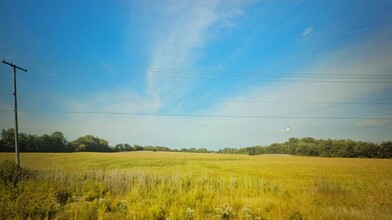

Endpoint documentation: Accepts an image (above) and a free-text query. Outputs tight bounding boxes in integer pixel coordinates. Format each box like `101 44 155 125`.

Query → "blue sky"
1 0 392 149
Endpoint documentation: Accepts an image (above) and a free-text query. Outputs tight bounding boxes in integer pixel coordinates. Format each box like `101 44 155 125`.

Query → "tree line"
1 128 391 158
0 128 212 153
219 137 392 158
0 128 111 152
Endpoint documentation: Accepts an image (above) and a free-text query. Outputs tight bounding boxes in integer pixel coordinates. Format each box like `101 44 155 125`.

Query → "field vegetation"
0 152 391 219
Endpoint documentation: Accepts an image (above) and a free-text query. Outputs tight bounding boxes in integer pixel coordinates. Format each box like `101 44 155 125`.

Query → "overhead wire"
0 109 391 120
146 74 392 84
2 61 391 121
17 93 392 106
13 61 392 84
17 60 392 77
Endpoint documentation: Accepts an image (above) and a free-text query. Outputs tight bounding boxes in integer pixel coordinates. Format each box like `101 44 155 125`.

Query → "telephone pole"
2 60 27 166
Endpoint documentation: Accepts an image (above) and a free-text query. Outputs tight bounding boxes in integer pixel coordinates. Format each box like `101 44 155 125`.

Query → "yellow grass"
0 152 391 219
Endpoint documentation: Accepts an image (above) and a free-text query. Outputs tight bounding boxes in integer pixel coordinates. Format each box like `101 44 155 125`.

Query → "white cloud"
302 25 313 37
145 0 251 110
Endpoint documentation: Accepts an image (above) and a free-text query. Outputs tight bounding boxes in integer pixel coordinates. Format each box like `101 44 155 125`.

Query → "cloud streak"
145 0 250 112
302 25 313 37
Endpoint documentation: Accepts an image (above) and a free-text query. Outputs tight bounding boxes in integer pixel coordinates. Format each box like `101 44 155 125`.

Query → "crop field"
0 152 391 219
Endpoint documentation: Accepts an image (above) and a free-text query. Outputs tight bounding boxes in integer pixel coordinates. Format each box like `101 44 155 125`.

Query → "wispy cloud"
145 0 250 111
302 25 313 37
204 28 392 146
346 27 369 36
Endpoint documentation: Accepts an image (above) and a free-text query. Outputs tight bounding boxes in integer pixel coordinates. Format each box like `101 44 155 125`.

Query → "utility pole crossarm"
2 60 27 72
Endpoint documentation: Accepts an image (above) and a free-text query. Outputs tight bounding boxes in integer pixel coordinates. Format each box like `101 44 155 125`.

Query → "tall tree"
71 135 111 152
0 129 15 151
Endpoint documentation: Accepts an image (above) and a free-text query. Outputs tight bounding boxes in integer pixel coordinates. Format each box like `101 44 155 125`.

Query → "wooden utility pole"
2 60 27 166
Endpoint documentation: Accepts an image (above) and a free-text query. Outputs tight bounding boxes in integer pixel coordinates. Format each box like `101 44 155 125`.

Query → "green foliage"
114 143 134 152
71 135 112 152
0 161 59 219
81 180 107 201
0 160 31 187
143 145 171 152
13 181 61 219
288 210 307 220
133 144 144 151
55 189 72 205
0 129 15 152
380 141 392 158
234 138 392 158
1 127 391 157
0 128 71 152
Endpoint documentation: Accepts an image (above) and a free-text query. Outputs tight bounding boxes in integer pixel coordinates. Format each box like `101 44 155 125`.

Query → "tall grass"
0 152 391 219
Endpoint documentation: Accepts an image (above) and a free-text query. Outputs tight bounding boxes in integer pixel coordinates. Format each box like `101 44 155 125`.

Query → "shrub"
55 189 72 205
289 210 307 220
241 206 254 219
215 203 236 219
0 160 32 187
185 207 195 220
13 181 61 219
81 180 108 202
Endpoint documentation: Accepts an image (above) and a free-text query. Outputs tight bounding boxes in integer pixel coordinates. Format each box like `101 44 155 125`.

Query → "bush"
0 160 32 187
13 181 61 219
289 210 307 220
216 203 236 219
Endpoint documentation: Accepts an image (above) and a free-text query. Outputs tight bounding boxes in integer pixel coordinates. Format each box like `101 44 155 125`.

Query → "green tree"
0 129 15 151
247 147 256 156
124 144 133 151
379 141 392 158
50 131 68 152
133 145 143 151
197 148 208 153
114 144 124 152
71 135 111 152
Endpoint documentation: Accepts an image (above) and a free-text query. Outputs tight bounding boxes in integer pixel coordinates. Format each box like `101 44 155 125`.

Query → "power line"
17 61 392 77
146 70 392 81
146 74 392 84
5 89 392 105
20 71 392 84
8 62 391 84
104 98 391 105
42 96 392 105
1 109 391 120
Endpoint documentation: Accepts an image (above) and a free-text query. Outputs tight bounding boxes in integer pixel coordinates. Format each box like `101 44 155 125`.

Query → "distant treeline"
0 128 111 152
0 128 210 153
0 128 391 158
219 137 392 158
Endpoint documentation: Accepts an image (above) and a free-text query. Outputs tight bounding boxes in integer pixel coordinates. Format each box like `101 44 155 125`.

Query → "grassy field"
0 152 391 219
